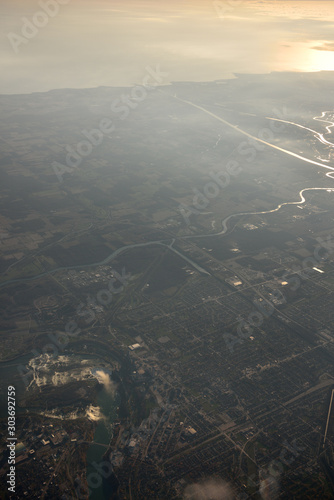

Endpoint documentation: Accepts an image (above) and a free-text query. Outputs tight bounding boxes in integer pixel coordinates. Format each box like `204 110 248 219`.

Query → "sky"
1 0 334 94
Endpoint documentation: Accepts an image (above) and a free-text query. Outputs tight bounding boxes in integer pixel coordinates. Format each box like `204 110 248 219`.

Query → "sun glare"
309 48 334 72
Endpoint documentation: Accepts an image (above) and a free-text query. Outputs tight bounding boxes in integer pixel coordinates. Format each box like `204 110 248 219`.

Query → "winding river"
1 105 334 286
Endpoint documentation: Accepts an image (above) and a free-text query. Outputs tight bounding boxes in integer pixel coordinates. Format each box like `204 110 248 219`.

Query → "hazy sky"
1 0 334 94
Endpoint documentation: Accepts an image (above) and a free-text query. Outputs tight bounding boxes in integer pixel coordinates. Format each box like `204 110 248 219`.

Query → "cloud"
259 475 280 500
312 42 334 51
94 370 117 395
183 478 235 500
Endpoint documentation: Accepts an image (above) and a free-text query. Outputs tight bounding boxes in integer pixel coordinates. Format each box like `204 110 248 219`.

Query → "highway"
1 101 333 289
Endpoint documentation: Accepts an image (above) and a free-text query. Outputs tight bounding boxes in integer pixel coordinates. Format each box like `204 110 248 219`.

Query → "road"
1 100 334 289
173 95 334 177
